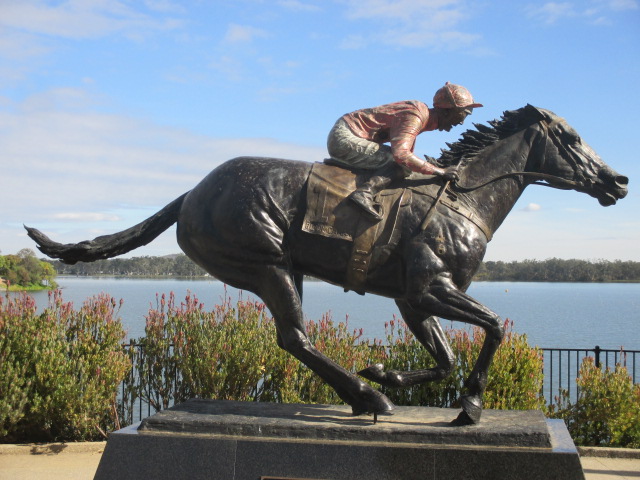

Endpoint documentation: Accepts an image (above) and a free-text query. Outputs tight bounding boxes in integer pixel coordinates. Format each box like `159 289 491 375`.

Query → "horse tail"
24 192 189 265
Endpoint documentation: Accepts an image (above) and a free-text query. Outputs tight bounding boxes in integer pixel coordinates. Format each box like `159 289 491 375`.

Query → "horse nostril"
615 175 629 188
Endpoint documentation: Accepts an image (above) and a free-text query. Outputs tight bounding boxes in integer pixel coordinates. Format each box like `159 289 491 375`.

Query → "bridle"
420 117 596 239
453 118 589 193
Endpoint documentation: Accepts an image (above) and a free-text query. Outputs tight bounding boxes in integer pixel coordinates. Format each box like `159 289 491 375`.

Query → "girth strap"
344 188 408 294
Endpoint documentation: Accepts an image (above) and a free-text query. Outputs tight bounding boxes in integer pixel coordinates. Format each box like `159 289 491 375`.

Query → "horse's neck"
458 127 540 236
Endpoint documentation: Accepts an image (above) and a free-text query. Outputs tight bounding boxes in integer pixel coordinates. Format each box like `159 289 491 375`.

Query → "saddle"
302 162 494 294
302 162 410 294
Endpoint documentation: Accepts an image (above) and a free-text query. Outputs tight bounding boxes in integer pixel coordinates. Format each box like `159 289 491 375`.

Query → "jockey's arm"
397 150 446 176
389 114 446 176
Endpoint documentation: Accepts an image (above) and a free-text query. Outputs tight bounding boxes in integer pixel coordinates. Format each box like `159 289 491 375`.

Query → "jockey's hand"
442 166 460 182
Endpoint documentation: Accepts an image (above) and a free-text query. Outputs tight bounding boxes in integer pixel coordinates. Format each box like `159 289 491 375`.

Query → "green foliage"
121 296 544 422
377 318 546 411
0 249 57 290
50 255 640 282
121 292 383 420
0 291 129 442
276 314 384 405
476 258 640 282
51 253 207 277
4 286 636 448
550 357 640 448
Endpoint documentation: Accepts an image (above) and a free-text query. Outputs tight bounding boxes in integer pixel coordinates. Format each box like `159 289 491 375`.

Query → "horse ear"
524 104 551 122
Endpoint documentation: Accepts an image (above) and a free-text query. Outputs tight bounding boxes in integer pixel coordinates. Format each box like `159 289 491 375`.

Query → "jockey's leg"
327 119 409 220
350 162 408 221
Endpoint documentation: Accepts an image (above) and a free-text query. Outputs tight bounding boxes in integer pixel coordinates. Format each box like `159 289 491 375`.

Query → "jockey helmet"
433 82 483 110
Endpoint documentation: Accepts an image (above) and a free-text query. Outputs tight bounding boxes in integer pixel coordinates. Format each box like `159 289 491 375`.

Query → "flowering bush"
122 294 544 420
5 288 637 449
550 357 640 448
124 291 384 416
0 291 129 442
377 317 546 411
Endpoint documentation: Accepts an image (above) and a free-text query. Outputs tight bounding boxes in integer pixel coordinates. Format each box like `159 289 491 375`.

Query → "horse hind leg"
358 302 455 389
257 265 394 417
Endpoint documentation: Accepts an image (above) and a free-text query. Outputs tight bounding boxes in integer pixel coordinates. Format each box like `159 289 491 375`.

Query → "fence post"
594 345 601 368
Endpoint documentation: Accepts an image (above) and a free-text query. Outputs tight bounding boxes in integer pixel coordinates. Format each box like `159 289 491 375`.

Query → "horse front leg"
411 273 504 425
358 302 455 388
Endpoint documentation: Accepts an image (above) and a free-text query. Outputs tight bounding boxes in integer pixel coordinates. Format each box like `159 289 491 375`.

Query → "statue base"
95 399 584 480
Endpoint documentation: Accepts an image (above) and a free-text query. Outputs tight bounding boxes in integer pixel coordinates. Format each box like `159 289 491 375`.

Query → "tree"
0 249 58 290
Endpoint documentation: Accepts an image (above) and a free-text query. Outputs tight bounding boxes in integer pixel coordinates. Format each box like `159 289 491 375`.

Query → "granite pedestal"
94 399 584 480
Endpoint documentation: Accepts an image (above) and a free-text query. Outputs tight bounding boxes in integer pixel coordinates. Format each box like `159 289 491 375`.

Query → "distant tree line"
50 254 207 277
47 255 640 283
0 249 57 290
475 259 640 283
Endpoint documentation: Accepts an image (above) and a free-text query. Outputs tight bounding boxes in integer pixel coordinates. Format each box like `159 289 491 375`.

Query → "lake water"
21 276 639 350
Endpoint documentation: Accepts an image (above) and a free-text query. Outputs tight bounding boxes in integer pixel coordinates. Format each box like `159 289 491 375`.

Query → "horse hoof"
357 364 386 383
451 395 482 426
351 390 395 417
450 410 475 426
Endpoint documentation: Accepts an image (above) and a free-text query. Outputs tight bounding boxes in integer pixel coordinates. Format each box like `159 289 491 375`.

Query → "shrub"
0 291 129 442
122 296 544 421
270 313 385 405
550 357 640 448
124 292 384 417
378 318 546 411
131 291 278 412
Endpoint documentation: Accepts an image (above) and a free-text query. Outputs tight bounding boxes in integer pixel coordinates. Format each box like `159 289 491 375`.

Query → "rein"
419 117 587 237
454 171 583 192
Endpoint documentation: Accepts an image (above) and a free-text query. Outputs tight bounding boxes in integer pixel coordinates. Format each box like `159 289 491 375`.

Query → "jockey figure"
327 82 482 220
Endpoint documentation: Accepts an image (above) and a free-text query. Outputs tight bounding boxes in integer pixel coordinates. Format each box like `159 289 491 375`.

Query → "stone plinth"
94 399 584 480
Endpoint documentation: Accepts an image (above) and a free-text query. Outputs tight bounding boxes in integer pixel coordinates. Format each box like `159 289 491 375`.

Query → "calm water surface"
24 277 640 349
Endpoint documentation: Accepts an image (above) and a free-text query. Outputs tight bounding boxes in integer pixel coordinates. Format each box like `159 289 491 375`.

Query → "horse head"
527 105 628 206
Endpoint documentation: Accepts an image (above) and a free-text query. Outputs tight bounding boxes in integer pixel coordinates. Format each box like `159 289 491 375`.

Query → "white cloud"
0 0 184 40
258 57 302 77
0 88 326 255
380 29 481 50
339 0 482 51
526 2 576 25
344 0 461 22
526 0 638 25
53 213 121 222
143 0 186 14
523 203 542 211
223 24 270 45
598 0 639 11
0 1 185 88
0 30 51 60
340 34 369 49
209 55 246 82
277 0 322 12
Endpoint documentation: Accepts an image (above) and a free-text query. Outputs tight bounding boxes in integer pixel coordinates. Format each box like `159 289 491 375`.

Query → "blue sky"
1 0 638 261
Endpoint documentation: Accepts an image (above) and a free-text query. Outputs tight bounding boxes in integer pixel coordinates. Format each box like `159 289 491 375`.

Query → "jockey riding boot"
349 164 405 221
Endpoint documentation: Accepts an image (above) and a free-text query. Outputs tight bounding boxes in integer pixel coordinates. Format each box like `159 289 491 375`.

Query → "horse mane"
438 106 540 167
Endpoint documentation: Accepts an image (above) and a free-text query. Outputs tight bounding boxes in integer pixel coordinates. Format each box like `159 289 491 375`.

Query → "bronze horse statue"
26 105 628 425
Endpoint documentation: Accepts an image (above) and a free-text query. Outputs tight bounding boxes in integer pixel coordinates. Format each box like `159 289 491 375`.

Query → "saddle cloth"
302 162 410 293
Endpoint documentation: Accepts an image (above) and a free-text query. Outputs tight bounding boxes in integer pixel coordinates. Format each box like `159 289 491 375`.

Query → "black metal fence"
118 345 640 424
541 346 639 406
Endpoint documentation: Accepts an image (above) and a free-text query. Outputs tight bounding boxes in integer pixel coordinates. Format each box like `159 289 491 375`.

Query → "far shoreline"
23 274 640 286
